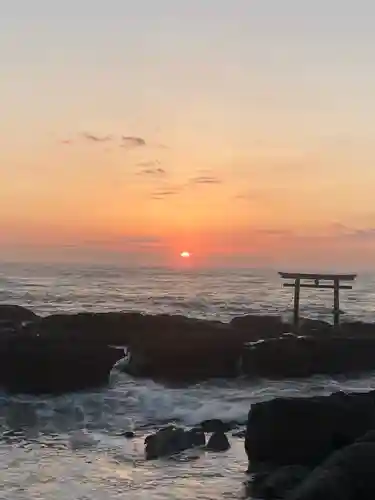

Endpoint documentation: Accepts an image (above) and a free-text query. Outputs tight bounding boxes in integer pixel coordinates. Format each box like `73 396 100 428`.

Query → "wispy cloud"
190 175 221 185
121 136 146 148
151 187 182 199
81 132 113 143
139 167 166 176
60 133 154 149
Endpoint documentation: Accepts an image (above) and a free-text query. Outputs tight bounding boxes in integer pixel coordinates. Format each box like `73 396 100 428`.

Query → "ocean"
0 262 375 499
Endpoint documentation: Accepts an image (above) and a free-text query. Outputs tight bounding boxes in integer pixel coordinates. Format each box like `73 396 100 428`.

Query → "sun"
180 251 191 258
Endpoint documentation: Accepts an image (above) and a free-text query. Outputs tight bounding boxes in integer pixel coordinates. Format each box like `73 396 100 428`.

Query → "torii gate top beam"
278 272 357 328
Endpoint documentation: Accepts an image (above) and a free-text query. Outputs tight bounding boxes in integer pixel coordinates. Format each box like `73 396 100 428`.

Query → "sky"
1 0 375 269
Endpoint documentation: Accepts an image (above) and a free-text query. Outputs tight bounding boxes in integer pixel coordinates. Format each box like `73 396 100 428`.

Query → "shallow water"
0 263 374 498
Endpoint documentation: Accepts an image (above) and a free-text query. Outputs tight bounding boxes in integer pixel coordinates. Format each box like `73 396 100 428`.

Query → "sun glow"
180 251 191 258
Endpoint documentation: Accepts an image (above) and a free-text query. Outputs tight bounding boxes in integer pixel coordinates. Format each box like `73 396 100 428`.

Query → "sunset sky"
2 0 375 269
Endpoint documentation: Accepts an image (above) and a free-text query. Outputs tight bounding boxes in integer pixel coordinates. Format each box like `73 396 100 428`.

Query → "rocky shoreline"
245 390 375 499
1 304 375 393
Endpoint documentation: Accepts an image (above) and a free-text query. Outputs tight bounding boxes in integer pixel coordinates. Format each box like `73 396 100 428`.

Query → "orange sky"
2 1 375 269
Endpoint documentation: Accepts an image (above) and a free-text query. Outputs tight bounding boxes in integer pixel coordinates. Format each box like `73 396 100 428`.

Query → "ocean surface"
1 262 375 499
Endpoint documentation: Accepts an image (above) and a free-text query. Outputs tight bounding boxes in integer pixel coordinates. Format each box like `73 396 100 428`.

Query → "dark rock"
2 308 375 391
125 315 242 380
231 314 285 339
245 391 375 469
35 312 144 345
187 428 205 447
206 431 230 452
0 342 124 394
242 336 375 379
145 426 204 460
0 305 38 324
123 431 135 439
251 465 310 499
287 442 375 500
297 319 332 337
200 419 233 433
356 430 375 443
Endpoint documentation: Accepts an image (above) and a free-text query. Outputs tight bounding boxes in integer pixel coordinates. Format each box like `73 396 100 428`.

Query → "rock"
0 305 38 324
230 314 286 338
36 312 144 345
356 430 375 443
123 431 135 439
245 391 375 469
0 342 124 394
125 315 243 380
206 431 230 452
200 419 233 433
145 426 205 460
1 308 375 390
241 336 375 379
287 442 375 500
251 465 310 499
187 428 206 447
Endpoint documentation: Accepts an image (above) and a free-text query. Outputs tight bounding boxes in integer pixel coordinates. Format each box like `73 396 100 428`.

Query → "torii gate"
279 272 357 328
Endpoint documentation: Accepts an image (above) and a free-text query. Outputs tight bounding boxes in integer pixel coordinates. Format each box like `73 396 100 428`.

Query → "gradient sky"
2 0 375 269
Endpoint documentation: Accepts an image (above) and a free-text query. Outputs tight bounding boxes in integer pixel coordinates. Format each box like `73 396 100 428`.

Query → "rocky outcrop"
2 305 375 390
245 391 375 469
0 305 38 324
288 441 375 500
242 335 375 378
0 307 127 394
249 465 310 500
230 314 286 338
0 340 124 394
245 391 375 499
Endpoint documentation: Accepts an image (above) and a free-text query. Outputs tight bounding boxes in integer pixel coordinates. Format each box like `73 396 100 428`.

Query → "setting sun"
180 251 191 258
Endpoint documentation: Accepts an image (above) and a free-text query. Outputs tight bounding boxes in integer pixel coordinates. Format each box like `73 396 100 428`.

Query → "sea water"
0 263 375 499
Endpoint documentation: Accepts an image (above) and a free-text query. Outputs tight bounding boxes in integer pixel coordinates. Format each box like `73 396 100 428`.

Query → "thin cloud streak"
81 132 113 143
138 167 166 176
121 136 146 148
190 176 222 185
